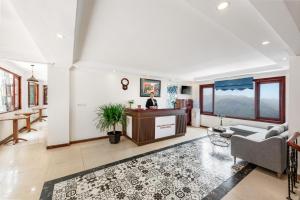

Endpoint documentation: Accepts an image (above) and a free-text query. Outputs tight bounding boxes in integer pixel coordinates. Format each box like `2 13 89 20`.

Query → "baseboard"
70 136 108 144
46 136 109 149
200 125 209 128
46 143 70 149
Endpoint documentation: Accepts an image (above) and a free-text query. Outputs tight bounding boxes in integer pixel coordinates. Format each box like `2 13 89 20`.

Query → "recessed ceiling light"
282 57 287 61
261 41 270 45
217 2 230 10
113 69 116 73
56 33 64 39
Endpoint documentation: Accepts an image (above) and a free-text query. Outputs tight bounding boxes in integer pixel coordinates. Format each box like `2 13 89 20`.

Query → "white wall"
49 65 290 145
195 70 288 128
0 62 46 141
69 68 192 141
47 65 70 146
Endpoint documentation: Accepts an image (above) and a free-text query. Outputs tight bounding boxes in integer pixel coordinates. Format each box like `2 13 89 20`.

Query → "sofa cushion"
246 132 267 142
278 131 289 140
279 122 288 131
230 125 267 136
265 126 284 139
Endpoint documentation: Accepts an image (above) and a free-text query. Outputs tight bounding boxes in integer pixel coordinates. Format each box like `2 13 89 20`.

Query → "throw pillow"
280 122 288 131
265 126 285 139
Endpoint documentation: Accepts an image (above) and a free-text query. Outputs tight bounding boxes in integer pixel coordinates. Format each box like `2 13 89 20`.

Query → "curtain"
215 77 253 91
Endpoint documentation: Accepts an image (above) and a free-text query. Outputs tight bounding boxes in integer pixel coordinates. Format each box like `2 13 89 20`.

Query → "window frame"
0 67 22 114
28 82 39 107
199 84 214 115
43 85 48 105
199 76 285 124
255 77 285 124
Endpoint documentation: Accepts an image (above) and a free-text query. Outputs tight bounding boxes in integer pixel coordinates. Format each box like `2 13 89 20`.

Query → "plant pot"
107 131 122 144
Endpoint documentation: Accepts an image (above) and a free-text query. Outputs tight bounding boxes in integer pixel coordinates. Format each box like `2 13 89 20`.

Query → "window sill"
0 108 22 115
200 113 284 124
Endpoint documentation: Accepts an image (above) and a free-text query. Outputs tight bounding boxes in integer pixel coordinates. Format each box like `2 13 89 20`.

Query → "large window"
0 67 21 113
256 77 285 122
215 88 255 119
43 85 48 105
28 82 39 107
200 76 285 123
200 84 214 114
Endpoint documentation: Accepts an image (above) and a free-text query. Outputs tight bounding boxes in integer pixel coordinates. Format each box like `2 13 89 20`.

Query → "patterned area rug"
40 137 255 200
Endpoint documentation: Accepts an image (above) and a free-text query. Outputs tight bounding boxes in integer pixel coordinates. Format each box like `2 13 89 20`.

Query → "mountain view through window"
214 88 255 119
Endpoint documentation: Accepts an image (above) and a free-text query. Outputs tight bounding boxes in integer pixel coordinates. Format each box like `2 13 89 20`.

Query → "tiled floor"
0 121 296 200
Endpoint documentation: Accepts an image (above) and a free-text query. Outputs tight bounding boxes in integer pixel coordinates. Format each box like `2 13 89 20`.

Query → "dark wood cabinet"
175 99 193 125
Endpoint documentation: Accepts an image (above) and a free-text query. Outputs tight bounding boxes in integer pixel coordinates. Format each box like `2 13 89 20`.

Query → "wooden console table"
15 110 38 132
0 116 28 145
124 109 187 145
32 106 47 122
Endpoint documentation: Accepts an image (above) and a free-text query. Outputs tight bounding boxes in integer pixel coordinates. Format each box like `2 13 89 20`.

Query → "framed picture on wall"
140 78 161 97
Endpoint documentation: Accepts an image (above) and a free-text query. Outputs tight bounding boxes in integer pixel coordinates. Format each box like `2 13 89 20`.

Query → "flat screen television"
181 86 192 95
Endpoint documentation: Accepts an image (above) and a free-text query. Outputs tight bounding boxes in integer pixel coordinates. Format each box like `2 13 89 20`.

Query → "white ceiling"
9 0 77 66
11 61 48 82
0 0 45 62
0 0 299 81
285 0 300 32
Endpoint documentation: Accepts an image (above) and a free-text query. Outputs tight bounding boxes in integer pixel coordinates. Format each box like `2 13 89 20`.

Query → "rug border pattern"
40 136 255 200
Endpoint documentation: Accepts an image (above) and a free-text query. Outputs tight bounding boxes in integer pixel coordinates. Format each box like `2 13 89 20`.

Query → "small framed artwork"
140 78 161 97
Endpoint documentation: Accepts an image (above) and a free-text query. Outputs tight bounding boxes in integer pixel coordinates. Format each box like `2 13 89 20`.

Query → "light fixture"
282 57 288 61
217 1 230 10
56 33 64 39
27 65 39 83
113 69 116 73
261 41 270 45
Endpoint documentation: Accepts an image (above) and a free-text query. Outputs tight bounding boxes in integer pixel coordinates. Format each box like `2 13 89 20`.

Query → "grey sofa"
230 124 289 176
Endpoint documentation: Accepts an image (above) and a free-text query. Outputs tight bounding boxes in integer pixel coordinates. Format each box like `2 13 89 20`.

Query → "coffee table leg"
26 116 37 132
13 119 27 144
26 117 31 132
13 119 18 144
39 110 42 122
4 119 27 145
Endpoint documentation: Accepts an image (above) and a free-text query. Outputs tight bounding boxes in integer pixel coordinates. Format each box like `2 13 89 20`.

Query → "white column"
288 56 300 135
288 56 300 174
47 64 70 147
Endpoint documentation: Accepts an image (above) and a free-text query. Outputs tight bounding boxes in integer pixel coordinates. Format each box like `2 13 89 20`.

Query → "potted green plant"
96 104 126 144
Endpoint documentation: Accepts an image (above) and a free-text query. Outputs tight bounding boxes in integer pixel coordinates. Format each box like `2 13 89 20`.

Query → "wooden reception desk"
124 109 187 145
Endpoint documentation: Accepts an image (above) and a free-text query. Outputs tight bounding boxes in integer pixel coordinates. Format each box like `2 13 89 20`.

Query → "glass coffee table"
207 127 234 147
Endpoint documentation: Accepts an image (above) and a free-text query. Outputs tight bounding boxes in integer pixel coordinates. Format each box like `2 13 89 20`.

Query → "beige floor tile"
46 146 83 165
45 159 84 181
221 192 243 200
0 170 44 200
222 168 289 200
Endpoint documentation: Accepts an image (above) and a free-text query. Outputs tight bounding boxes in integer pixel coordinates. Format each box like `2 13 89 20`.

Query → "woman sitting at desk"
146 92 158 109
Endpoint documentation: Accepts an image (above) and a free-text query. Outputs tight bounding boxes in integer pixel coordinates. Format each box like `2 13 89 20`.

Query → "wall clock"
121 78 129 90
